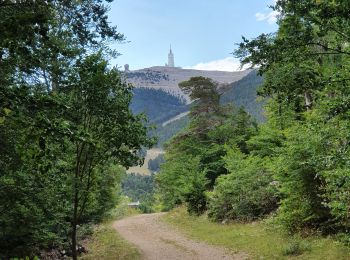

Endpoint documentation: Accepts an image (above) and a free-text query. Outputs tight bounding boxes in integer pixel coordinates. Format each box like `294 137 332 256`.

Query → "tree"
66 53 153 259
203 107 258 187
0 1 154 258
233 0 350 233
179 77 221 135
157 77 258 214
235 0 350 114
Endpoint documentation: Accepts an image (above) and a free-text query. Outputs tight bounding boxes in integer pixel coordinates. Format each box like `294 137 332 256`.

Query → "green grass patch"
163 207 350 259
81 200 141 260
80 221 140 260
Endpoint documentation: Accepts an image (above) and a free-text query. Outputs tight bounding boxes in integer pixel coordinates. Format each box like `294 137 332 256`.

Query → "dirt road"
113 213 247 260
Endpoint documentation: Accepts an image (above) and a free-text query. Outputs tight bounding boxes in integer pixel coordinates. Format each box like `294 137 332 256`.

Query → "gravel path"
113 213 247 260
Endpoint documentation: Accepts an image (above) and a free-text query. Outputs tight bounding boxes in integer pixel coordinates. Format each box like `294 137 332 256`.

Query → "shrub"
282 238 310 256
184 171 208 215
275 124 331 232
208 148 278 222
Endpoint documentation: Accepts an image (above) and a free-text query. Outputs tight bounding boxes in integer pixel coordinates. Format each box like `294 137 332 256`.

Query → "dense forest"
0 1 153 259
157 0 350 245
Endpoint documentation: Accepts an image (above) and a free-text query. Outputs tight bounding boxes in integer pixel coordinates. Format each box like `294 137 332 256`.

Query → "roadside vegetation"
164 207 350 259
81 200 141 260
81 223 140 260
157 0 350 255
0 1 153 259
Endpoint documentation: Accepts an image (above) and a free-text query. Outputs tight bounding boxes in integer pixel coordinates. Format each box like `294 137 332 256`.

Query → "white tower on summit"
167 45 175 67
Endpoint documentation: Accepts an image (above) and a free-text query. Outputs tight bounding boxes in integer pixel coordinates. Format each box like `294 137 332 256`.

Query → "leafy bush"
208 148 278 222
274 123 331 232
157 155 201 211
184 171 208 215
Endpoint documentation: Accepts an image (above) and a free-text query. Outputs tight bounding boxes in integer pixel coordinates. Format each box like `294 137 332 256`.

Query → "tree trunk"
71 187 78 260
72 144 81 260
304 91 312 110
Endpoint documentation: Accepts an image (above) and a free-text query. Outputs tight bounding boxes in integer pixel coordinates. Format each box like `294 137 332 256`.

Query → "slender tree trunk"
304 91 312 110
71 169 79 260
71 191 78 260
277 94 284 130
72 143 82 260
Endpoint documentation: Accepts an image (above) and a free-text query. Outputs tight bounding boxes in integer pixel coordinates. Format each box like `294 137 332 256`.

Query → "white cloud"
255 10 279 24
185 57 248 72
255 0 279 25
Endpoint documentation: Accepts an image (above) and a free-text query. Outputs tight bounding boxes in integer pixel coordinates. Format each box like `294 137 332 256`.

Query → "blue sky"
109 0 278 71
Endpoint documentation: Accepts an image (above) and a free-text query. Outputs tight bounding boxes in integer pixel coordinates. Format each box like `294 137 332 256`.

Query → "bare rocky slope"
126 66 251 101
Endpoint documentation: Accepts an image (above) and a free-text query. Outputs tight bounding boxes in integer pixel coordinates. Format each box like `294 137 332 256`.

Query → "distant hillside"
155 115 189 147
221 70 265 122
129 69 264 147
130 88 187 125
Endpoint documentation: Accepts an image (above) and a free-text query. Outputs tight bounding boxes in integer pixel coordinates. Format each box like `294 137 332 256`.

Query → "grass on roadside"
80 221 140 260
81 199 141 260
163 207 350 260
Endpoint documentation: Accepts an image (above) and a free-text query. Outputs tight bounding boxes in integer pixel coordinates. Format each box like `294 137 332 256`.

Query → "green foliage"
83 165 125 223
273 122 330 232
122 173 156 213
179 77 223 137
184 170 208 216
0 1 153 258
158 153 207 215
157 77 225 214
282 239 310 256
157 155 201 211
208 148 278 222
157 77 259 215
231 0 350 238
203 107 258 187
